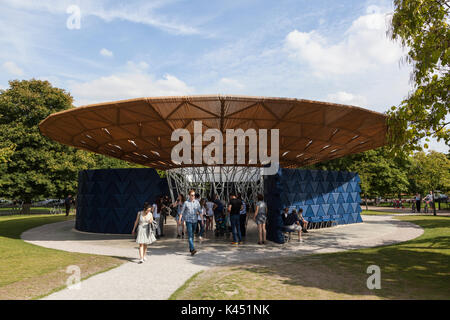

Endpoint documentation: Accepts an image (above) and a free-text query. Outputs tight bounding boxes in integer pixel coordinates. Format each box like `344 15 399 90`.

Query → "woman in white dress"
132 202 154 263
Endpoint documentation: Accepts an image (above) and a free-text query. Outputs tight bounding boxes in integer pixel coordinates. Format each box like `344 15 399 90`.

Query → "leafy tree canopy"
312 147 411 198
0 79 139 203
387 0 449 154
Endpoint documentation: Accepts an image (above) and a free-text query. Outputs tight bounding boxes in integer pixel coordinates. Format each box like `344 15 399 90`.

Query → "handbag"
147 222 157 243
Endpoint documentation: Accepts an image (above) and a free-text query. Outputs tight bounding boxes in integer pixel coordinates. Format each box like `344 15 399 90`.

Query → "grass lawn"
0 214 126 299
170 216 450 300
0 207 52 212
361 210 404 215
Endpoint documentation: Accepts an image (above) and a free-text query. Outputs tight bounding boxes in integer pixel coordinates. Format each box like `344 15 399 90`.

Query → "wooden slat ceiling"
39 95 387 170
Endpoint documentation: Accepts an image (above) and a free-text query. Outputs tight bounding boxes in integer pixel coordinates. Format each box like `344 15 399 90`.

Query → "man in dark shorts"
228 194 243 244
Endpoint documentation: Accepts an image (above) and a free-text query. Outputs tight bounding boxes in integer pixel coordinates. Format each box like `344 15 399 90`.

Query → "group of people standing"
413 191 435 213
131 190 270 262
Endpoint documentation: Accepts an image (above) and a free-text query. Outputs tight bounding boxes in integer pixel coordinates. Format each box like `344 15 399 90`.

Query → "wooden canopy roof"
39 95 387 170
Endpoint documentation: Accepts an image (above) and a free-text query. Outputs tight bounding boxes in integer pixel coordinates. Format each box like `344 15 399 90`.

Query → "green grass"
169 271 204 300
172 216 450 300
0 214 125 299
0 207 52 212
361 210 403 215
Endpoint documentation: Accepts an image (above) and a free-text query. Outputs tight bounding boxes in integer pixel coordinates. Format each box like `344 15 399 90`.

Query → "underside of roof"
39 95 388 170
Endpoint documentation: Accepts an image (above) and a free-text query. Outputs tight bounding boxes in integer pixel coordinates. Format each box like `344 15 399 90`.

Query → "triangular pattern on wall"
264 168 363 243
75 168 169 234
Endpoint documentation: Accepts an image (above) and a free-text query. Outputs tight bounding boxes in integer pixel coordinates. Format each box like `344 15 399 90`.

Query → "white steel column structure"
166 166 264 209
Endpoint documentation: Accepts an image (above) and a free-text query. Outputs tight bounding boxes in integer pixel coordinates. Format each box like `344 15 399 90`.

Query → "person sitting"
282 208 302 242
297 208 308 233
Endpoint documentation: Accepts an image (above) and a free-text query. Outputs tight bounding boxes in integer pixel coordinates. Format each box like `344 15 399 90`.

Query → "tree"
387 0 449 154
409 150 450 215
0 80 90 211
0 79 139 213
312 148 411 209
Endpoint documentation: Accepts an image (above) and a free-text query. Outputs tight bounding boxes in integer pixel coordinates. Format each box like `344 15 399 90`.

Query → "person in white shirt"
152 197 162 238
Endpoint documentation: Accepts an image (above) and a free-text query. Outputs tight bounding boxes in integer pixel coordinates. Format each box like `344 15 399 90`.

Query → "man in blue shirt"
179 189 202 255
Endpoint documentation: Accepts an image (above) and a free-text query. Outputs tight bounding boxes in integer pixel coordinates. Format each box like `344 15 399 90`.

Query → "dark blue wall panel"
264 168 362 244
75 168 168 234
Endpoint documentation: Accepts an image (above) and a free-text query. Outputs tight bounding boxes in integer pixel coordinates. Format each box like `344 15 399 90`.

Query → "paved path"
21 215 423 300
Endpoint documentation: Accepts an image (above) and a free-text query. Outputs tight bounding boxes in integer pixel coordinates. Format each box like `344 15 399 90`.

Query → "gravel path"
21 215 423 300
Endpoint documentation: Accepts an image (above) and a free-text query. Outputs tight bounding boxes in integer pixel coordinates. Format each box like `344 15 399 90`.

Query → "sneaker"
298 238 303 242
177 234 181 238
199 236 203 241
190 249 197 256
303 230 308 233
138 259 143 264
231 242 238 245
143 256 147 261
238 241 243 245
257 241 262 245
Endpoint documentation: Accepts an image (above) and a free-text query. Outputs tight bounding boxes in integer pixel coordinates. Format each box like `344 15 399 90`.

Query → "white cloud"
2 61 24 76
218 77 245 91
284 5 403 77
126 61 149 71
327 91 367 106
99 48 113 57
70 64 194 106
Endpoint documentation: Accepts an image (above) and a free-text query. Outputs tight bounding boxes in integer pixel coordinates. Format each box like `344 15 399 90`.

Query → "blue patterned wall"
264 168 362 244
75 168 169 234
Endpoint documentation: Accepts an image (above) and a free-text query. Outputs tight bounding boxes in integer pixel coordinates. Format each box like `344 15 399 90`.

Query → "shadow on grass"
0 215 74 239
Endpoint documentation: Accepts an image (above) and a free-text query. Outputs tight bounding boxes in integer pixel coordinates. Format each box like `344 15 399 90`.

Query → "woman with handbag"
132 202 156 264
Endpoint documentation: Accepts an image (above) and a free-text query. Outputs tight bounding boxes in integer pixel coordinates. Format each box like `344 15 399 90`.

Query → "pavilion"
39 95 387 241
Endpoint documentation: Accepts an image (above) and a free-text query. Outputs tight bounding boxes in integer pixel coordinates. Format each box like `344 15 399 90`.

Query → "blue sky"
1 0 448 152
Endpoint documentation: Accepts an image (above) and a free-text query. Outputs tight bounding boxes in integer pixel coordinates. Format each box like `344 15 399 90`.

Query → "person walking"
131 202 155 264
159 195 169 237
213 194 225 236
64 194 73 216
197 199 206 241
174 194 186 238
152 197 162 238
179 189 202 256
253 194 267 245
238 193 247 237
228 194 243 245
205 197 214 232
414 193 421 213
